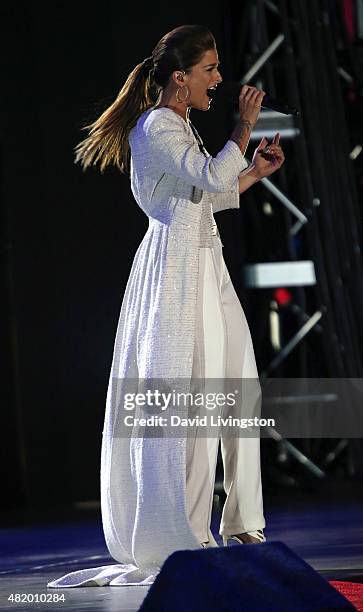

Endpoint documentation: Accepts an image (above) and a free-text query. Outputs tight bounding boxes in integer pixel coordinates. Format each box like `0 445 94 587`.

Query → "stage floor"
1 481 362 611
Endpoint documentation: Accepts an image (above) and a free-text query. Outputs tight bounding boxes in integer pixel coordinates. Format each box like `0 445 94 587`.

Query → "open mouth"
206 86 217 98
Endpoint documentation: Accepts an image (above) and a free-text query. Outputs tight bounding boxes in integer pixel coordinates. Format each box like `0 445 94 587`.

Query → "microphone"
208 81 300 116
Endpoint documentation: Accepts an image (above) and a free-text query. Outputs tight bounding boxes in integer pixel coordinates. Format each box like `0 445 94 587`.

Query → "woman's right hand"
238 85 266 127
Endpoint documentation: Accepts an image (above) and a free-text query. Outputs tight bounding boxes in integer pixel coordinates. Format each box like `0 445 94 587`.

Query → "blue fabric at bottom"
139 541 355 612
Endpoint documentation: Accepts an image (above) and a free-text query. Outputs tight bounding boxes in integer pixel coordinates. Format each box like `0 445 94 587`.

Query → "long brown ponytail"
74 25 215 176
74 59 157 175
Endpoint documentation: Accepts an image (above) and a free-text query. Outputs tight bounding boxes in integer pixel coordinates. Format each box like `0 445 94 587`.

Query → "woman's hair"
74 24 215 175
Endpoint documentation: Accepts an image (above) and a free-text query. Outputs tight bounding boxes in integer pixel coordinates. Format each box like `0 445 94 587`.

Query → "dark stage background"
2 1 363 517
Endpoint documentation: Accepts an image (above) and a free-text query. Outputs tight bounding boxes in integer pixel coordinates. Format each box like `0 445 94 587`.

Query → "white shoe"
222 529 266 546
200 532 219 548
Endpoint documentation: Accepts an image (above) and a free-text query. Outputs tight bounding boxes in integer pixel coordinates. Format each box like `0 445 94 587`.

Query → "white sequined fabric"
47 106 248 589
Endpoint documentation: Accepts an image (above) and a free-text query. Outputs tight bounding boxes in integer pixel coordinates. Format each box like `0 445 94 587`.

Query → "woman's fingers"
240 84 256 96
258 136 269 148
240 87 266 126
253 134 285 176
272 152 285 166
264 145 283 156
272 132 280 145
259 143 285 166
250 89 265 106
240 85 265 104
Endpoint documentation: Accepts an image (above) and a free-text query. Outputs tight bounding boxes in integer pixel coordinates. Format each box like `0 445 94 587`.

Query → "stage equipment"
139 542 354 612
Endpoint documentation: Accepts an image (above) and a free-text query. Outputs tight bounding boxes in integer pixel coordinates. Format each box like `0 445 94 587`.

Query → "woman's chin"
200 96 213 111
190 95 213 111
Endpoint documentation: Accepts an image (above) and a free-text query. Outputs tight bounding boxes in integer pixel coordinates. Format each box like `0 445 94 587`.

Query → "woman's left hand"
250 133 285 179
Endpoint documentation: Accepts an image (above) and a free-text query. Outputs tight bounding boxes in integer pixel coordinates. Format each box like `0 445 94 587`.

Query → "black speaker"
139 541 354 612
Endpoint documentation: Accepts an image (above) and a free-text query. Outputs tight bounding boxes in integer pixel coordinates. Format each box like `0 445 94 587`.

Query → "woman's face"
175 47 223 111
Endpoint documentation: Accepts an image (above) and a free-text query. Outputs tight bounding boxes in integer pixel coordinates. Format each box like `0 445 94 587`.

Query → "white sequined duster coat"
101 107 249 584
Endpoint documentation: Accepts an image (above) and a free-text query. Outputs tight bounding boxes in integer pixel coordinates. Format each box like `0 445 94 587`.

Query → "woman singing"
48 24 284 588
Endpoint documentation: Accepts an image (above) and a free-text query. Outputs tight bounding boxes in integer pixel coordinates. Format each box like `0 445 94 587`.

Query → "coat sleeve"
210 179 241 214
211 164 259 213
145 109 248 194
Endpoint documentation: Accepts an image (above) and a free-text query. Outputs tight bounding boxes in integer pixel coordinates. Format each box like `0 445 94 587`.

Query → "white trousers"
186 236 266 544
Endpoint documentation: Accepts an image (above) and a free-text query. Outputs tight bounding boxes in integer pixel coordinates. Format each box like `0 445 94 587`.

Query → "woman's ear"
171 70 186 86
